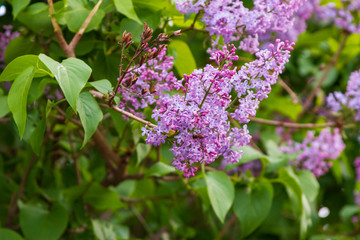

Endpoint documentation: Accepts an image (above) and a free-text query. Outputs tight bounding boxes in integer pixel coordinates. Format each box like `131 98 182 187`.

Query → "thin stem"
48 0 103 58
91 90 157 128
199 80 215 109
216 214 237 240
278 77 298 104
250 117 339 128
47 0 71 56
180 13 200 33
6 155 37 227
297 32 348 121
109 43 143 106
68 0 103 51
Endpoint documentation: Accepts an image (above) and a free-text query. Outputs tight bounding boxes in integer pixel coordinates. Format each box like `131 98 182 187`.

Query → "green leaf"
297 170 319 202
205 171 235 223
12 0 30 19
89 79 113 94
77 92 103 148
92 219 117 240
112 180 136 197
19 201 69 240
8 67 35 139
119 18 143 43
113 0 141 23
233 180 273 237
277 167 312 239
30 115 46 155
136 143 151 165
340 205 360 222
0 228 24 240
223 146 269 172
4 36 42 64
0 95 10 118
0 55 46 82
169 40 196 76
39 54 92 111
17 3 53 36
83 183 124 210
145 162 175 177
277 167 303 214
64 8 105 33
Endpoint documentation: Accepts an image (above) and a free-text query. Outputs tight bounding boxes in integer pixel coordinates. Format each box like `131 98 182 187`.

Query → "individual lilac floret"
327 69 360 121
281 128 345 178
0 25 20 69
143 42 293 177
118 45 182 118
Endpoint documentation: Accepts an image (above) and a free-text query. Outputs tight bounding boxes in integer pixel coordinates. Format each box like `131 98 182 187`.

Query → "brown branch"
48 0 103 58
250 117 338 128
6 155 37 228
91 90 157 128
47 0 71 56
181 13 200 33
278 77 298 104
216 214 237 240
297 32 348 121
68 0 103 51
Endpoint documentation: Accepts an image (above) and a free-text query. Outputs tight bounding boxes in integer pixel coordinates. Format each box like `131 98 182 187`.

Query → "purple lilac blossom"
281 128 345 178
118 45 182 118
0 25 20 69
318 0 360 34
327 69 360 121
143 41 294 177
175 0 305 53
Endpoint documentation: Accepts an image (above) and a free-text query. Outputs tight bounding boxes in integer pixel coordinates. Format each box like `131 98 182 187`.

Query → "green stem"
199 80 215 109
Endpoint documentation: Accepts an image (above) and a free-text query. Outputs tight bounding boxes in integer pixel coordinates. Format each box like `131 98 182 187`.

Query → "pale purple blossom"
143 41 294 177
118 45 182 118
175 0 305 53
327 69 360 121
281 128 345 178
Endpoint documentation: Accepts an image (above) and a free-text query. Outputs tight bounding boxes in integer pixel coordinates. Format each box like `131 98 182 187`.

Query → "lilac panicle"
175 0 304 53
230 39 295 123
118 45 182 118
281 128 345 178
327 69 360 121
143 41 294 177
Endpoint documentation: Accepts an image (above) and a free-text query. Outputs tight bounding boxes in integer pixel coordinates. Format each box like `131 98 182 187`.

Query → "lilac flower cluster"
143 41 294 177
327 69 360 121
0 25 19 69
260 0 320 44
118 45 182 118
318 0 360 34
175 0 304 53
281 128 345 178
